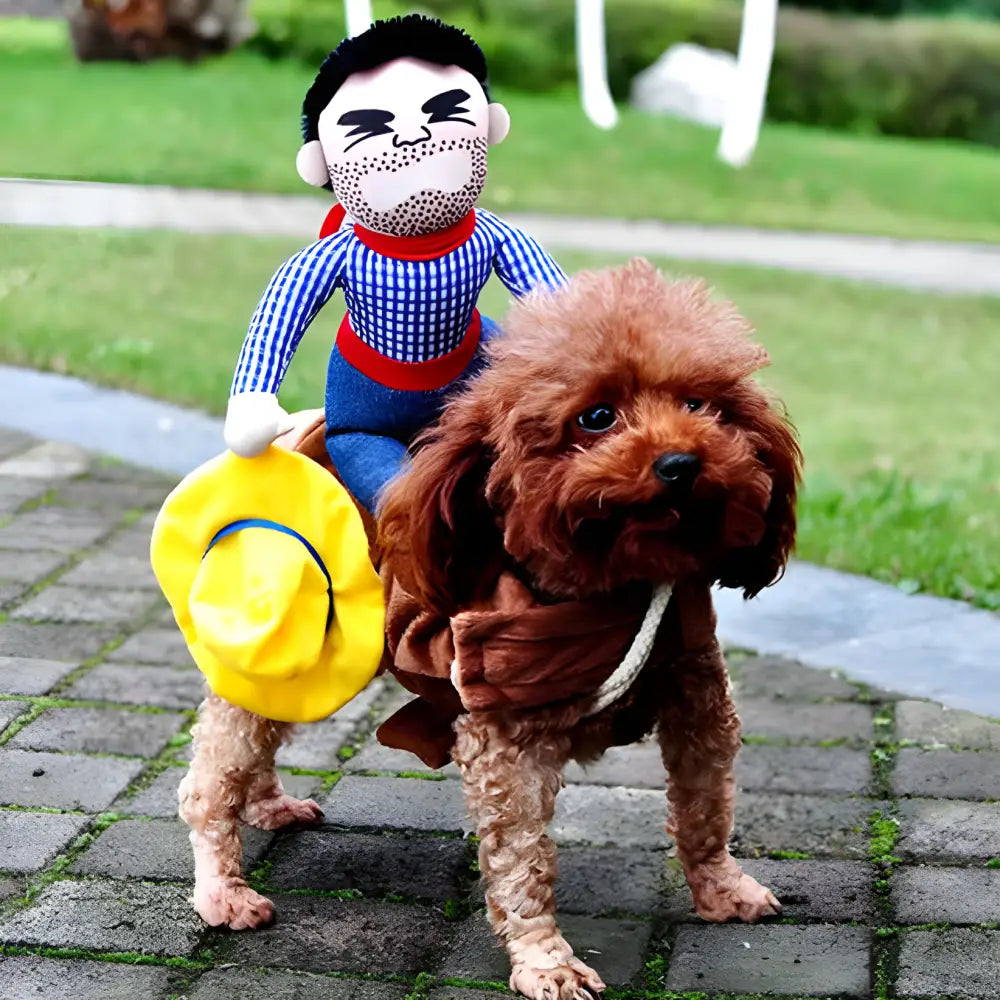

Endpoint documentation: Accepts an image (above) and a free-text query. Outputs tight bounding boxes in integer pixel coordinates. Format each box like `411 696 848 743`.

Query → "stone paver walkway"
2 427 1000 999
5 177 1000 294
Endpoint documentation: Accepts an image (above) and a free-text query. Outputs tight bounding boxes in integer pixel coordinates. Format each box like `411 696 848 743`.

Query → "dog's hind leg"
178 693 313 929
454 714 606 1000
657 633 781 923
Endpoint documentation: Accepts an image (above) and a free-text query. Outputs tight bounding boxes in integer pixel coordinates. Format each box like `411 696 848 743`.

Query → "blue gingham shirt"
232 209 567 395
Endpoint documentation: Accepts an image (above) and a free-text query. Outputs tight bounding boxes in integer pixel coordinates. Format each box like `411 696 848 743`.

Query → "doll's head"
297 15 510 237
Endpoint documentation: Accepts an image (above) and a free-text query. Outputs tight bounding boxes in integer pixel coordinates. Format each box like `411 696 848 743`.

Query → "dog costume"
225 15 567 513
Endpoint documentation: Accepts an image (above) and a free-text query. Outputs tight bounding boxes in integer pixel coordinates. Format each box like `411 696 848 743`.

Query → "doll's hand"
224 392 294 457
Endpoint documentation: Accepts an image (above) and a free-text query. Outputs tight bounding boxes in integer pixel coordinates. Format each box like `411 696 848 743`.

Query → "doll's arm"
479 209 567 296
225 234 349 456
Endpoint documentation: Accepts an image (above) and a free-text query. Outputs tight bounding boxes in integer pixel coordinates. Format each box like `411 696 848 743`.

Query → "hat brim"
151 446 384 723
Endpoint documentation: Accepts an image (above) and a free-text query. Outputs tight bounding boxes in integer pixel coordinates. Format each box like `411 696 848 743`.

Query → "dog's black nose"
652 452 701 488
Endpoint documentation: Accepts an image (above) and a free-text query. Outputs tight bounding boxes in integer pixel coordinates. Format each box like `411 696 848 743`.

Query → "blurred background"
1 0 998 611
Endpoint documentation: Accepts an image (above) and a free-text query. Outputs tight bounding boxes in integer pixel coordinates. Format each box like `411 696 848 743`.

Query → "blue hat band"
204 518 333 633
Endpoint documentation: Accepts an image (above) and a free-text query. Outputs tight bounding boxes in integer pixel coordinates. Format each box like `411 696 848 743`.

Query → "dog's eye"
576 404 617 433
685 399 706 413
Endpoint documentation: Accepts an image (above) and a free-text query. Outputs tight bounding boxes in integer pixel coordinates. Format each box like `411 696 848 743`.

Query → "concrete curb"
1 364 996 714
4 177 1000 294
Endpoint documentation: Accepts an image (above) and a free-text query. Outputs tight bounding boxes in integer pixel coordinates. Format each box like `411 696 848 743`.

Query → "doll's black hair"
301 14 490 144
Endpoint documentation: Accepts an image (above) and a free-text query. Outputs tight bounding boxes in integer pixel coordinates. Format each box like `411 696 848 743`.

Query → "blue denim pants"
324 315 499 514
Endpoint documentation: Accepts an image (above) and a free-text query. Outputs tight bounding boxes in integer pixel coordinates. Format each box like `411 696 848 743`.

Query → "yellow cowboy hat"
150 445 384 723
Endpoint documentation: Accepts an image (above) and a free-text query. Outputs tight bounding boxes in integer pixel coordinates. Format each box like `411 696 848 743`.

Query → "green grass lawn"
2 226 997 609
4 17 1000 242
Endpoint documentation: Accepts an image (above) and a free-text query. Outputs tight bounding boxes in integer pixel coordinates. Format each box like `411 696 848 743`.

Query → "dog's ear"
376 404 500 616
717 398 802 599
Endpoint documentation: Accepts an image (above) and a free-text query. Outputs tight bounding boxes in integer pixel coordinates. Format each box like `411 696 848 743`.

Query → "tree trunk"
67 0 255 62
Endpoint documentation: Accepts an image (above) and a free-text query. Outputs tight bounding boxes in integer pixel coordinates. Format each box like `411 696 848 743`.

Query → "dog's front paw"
509 954 606 1000
689 861 781 923
241 793 324 830
193 875 275 930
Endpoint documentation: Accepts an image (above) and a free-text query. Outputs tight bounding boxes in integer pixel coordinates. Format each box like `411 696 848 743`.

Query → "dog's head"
378 259 802 615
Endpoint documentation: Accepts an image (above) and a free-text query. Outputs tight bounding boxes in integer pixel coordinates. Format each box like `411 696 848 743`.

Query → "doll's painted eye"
422 89 477 126
577 404 617 433
338 109 395 151
685 399 706 412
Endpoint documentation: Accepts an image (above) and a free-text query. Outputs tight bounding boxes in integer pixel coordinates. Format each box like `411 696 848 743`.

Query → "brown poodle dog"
374 258 802 999
175 259 800 1000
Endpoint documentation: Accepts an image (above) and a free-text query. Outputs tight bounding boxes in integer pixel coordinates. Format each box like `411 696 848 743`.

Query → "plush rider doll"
224 14 567 513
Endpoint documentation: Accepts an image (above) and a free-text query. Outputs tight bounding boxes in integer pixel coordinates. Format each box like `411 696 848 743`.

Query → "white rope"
582 583 672 717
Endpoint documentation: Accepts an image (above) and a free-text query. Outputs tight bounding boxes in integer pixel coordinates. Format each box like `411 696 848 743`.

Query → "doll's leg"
325 430 408 515
178 693 313 929
453 714 606 1000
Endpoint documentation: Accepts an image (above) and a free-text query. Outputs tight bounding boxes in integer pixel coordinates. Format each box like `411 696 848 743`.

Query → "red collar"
352 210 477 261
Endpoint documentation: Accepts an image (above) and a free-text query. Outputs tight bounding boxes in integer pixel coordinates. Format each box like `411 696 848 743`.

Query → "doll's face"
317 58 501 236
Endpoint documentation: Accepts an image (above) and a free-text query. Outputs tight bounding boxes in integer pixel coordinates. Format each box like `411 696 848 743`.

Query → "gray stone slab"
564 741 663 788
11 584 160 624
0 583 29 610
8 706 185 756
0 428 39 460
0 364 224 479
0 621 117 660
0 655 76 695
893 748 1000 800
736 698 872 743
189 969 410 1000
893 866 1000 925
0 478 53 516
66 662 206 710
0 699 29 732
222 895 449 975
552 784 667 848
560 857 875 924
275 716 356 771
897 928 1000 999
51 478 169 510
730 654 858 701
428 991 503 1000
739 858 875 923
103 521 159 558
0 878 204 955
0 810 89 873
343 741 458 777
437 913 650 987
106 627 193 666
803 616 1000 718
0 507 119 552
322 776 471 834
897 800 1000 862
736 744 872 795
0 749 144 812
715 561 972 653
0 550 67 585
896 700 1000 750
117 765 318 818
60 553 160 590
555 847 669 917
267 829 471 900
0 440 89 479
70 817 271 881
732 792 873 860
0 955 181 1000
666 923 871 995
0 876 26 903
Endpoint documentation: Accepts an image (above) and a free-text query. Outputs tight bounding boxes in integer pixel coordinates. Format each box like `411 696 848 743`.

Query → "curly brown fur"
378 260 800 997
178 694 323 929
